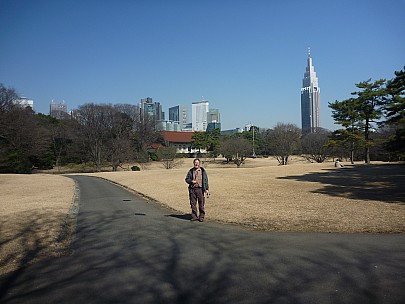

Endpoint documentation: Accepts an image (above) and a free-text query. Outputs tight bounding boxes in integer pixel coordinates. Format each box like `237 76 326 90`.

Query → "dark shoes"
191 218 204 222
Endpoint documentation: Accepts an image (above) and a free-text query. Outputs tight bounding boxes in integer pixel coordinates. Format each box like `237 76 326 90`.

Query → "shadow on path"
165 213 192 221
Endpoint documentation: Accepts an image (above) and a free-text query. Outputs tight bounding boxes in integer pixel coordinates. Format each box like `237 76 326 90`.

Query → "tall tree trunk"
364 118 370 164
350 141 354 164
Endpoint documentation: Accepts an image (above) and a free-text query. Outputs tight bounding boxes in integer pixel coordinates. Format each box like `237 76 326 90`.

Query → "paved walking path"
1 175 404 303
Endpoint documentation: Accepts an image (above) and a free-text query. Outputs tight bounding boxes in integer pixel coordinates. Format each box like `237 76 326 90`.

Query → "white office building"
14 96 34 110
50 100 68 119
192 100 209 131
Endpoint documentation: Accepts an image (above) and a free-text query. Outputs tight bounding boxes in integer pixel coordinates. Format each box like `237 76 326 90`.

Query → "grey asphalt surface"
1 175 404 304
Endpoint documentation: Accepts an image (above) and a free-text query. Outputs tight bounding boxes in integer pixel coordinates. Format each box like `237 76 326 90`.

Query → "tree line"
0 86 162 173
329 67 404 164
0 67 403 172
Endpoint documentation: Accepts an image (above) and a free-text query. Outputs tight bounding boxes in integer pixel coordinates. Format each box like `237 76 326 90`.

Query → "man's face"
193 160 200 169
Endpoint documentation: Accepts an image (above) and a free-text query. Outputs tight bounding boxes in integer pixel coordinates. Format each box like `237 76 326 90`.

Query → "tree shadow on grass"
0 209 74 299
0 182 78 287
278 163 405 204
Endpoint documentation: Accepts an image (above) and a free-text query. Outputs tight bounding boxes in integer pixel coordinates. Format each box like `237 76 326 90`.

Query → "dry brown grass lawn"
87 158 405 233
1 158 404 276
0 174 75 275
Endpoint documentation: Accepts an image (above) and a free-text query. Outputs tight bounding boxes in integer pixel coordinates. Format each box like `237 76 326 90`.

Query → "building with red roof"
160 131 206 154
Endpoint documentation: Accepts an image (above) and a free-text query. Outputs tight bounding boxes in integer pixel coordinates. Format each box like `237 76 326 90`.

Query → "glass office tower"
301 48 320 133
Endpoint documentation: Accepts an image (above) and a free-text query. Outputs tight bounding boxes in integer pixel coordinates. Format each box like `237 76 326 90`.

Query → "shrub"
131 165 141 171
149 152 158 161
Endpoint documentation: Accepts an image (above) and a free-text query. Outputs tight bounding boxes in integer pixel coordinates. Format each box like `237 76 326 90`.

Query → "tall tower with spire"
300 48 320 133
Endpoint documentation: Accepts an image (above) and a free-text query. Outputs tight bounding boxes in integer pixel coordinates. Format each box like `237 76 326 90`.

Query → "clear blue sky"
1 0 404 131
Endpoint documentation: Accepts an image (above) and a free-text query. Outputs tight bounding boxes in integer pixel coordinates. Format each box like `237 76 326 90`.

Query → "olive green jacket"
185 167 209 193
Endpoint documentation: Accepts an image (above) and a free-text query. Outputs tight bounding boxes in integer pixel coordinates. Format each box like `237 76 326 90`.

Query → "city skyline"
1 1 403 131
45 97 222 132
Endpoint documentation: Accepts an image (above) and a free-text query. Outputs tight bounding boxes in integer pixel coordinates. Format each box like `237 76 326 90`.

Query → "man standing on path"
185 158 210 222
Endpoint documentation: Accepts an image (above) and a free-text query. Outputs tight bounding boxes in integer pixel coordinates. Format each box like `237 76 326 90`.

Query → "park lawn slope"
86 160 405 234
0 174 75 275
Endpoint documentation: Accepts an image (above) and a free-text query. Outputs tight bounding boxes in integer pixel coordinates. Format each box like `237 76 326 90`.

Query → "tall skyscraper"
169 105 188 130
207 108 220 124
301 48 320 133
192 100 209 131
140 97 165 125
207 108 221 131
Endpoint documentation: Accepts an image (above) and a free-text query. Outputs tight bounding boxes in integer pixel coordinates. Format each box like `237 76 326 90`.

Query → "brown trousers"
189 187 205 220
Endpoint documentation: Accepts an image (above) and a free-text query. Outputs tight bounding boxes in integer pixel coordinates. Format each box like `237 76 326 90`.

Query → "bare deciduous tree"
156 144 183 169
301 129 331 163
0 83 17 113
133 111 161 162
219 137 251 167
76 103 115 171
108 107 135 171
265 123 301 165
